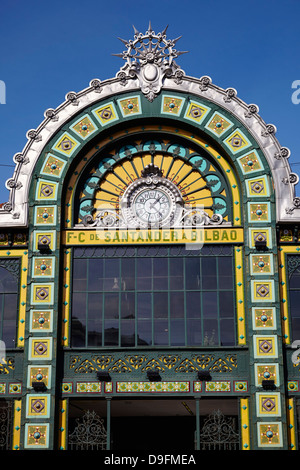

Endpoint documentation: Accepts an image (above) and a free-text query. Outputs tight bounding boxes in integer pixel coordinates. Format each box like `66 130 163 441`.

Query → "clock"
134 187 172 225
121 164 183 228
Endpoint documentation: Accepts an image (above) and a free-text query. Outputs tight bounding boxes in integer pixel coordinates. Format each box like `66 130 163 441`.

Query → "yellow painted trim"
287 397 297 450
278 245 300 345
240 398 250 450
235 247 246 345
58 399 68 450
12 399 22 450
64 124 241 228
62 228 244 246
62 248 71 347
0 250 28 347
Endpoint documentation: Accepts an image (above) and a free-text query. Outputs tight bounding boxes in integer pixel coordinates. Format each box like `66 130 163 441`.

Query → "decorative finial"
113 24 188 101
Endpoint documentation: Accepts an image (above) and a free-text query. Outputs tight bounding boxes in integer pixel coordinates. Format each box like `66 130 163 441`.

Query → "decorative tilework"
234 381 248 392
240 398 250 450
256 392 281 417
193 382 202 392
224 129 251 154
36 180 58 200
27 366 51 388
62 382 73 393
31 283 54 305
248 203 270 223
246 176 269 197
248 228 272 249
183 100 210 124
76 382 101 393
32 257 55 278
254 364 279 387
250 254 273 275
0 383 6 394
205 111 233 137
24 423 49 448
33 230 57 252
40 154 67 177
257 422 283 447
53 132 80 157
26 394 50 418
118 96 142 117
253 335 278 358
9 383 21 394
205 381 231 392
30 309 53 332
34 206 57 226
251 280 275 302
288 381 299 392
70 114 98 140
161 95 184 116
92 102 119 126
28 337 53 361
116 382 190 393
252 307 276 330
237 150 264 174
279 228 293 243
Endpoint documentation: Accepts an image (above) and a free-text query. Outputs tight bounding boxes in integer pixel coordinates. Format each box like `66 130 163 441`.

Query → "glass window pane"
153 258 168 290
289 267 300 289
137 293 152 318
104 293 119 319
72 292 86 346
121 319 135 346
137 258 152 290
186 292 201 318
104 259 120 291
187 319 202 346
121 292 135 319
137 320 152 345
220 319 235 346
202 291 218 316
153 292 168 318
72 259 87 291
104 320 119 346
88 259 103 291
121 259 135 291
202 258 217 290
290 291 300 317
0 267 18 293
3 294 17 321
170 319 185 346
169 258 183 290
154 320 168 345
170 292 184 318
218 258 233 289
88 319 102 346
185 258 200 290
203 319 218 346
219 291 234 318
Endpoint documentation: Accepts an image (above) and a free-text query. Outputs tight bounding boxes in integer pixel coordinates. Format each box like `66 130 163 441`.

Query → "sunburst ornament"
114 22 188 102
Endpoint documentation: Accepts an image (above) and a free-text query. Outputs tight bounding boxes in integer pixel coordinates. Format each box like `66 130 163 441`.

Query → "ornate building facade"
0 25 300 451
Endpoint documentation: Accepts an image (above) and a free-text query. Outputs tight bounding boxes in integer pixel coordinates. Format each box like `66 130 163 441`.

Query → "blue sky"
0 0 300 203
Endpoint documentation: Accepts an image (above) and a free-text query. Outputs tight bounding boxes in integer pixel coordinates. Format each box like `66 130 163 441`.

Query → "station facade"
0 26 300 450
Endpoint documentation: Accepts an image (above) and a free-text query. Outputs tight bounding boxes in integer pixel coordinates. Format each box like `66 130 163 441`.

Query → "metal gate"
68 410 107 450
0 400 12 450
200 409 239 450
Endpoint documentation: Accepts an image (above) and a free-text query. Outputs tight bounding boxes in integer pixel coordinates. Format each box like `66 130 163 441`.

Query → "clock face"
133 188 172 224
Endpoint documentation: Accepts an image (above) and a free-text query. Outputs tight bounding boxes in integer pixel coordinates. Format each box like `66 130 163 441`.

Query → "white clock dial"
133 188 172 224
